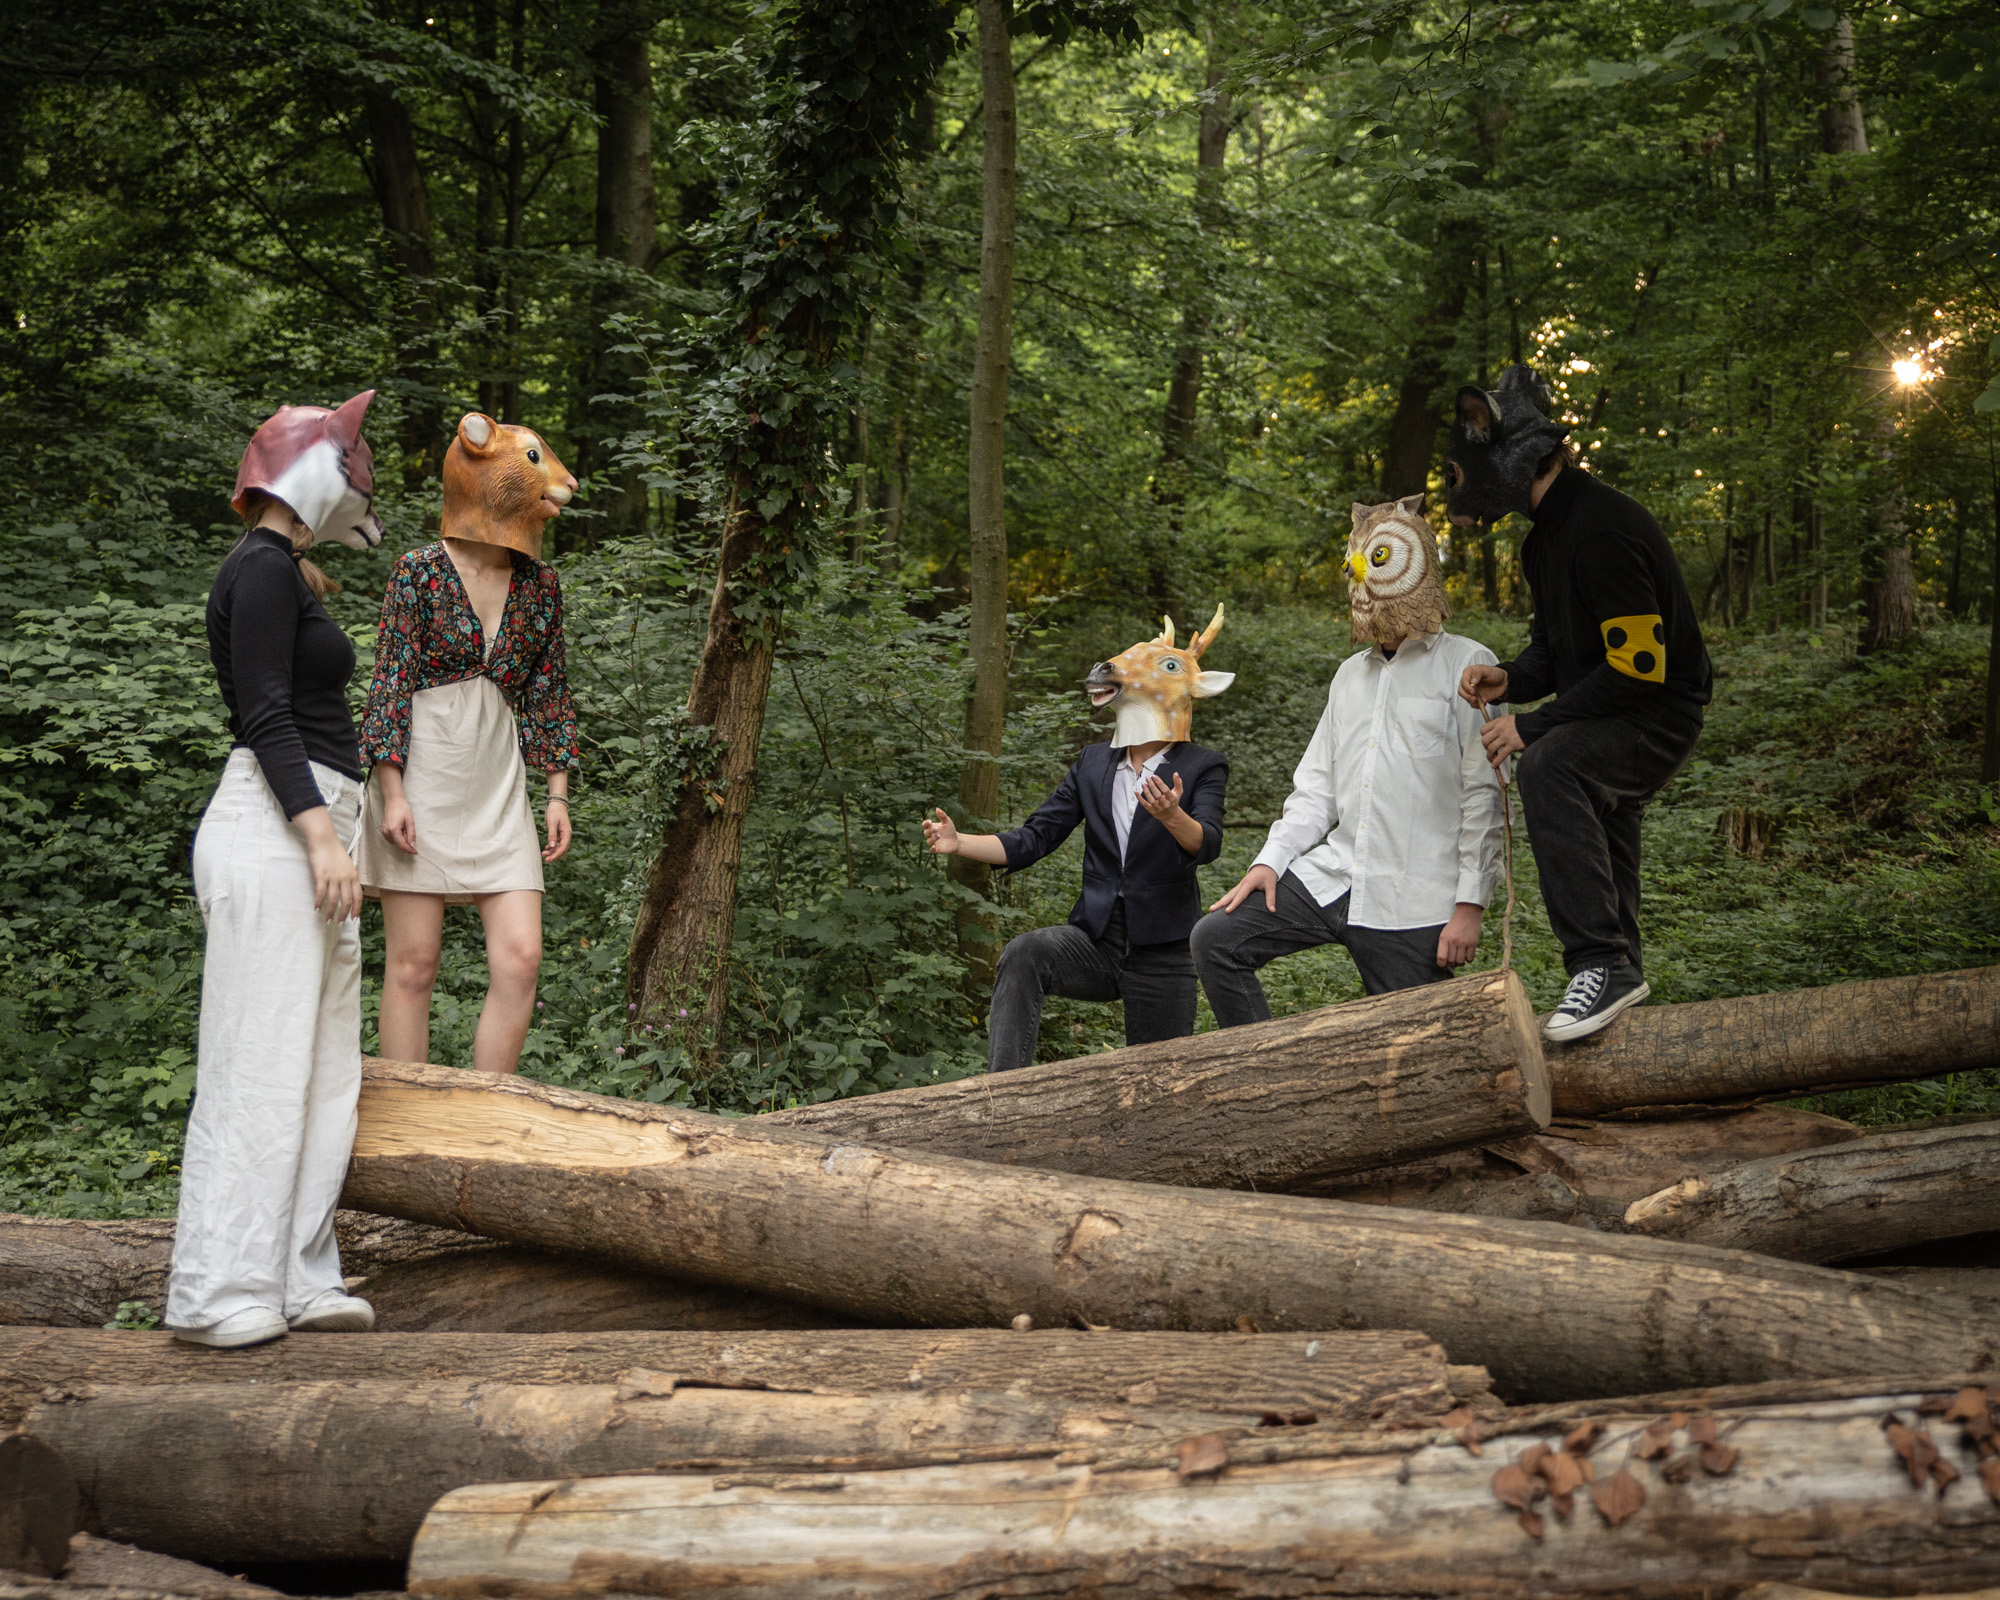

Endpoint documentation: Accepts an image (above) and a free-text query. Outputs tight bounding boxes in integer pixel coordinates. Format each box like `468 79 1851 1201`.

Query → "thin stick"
1480 705 1518 973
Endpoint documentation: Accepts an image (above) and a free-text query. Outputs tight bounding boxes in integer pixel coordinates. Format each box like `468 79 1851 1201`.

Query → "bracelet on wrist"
546 797 569 808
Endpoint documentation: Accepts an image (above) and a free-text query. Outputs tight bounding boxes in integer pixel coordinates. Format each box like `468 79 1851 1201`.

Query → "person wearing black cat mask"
1448 364 1712 1043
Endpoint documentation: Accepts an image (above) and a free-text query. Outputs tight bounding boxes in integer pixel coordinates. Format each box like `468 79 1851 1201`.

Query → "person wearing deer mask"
923 608 1232 1071
357 413 580 1076
1194 497 1504 1017
169 392 384 1348
1449 364 1711 1042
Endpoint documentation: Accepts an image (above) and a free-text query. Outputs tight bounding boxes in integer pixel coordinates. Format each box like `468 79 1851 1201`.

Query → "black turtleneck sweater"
1498 467 1713 744
206 528 363 818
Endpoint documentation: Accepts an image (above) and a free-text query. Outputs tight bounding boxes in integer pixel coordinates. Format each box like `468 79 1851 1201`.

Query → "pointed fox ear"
457 413 499 455
1397 492 1425 517
326 389 376 448
1192 670 1235 698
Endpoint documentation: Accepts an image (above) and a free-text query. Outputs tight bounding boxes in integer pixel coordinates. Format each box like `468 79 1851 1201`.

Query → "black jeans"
987 901 1197 1073
1514 712 1700 975
1190 872 1450 1028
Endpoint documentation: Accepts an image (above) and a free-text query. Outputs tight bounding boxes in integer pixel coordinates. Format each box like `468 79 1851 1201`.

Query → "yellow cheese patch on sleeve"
1600 614 1666 682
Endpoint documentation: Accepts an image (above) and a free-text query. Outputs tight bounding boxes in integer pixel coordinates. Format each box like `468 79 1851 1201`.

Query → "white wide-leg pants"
167 748 363 1331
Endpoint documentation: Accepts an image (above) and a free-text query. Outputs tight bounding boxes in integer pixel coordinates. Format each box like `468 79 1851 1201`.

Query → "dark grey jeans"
987 901 1197 1073
1191 872 1450 1027
1514 712 1700 976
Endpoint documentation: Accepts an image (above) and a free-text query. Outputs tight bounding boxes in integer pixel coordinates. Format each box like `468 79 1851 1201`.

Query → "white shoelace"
1557 967 1608 1015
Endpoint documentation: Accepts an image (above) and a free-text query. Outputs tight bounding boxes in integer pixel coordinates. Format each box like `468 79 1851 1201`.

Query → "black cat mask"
1444 363 1570 526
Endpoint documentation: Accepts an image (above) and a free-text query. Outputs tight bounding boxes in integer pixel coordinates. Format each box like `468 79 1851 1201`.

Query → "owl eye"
1160 657 1183 672
1370 546 1391 566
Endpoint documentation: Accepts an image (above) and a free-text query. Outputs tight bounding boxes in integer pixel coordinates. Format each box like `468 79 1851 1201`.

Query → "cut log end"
0 1434 79 1579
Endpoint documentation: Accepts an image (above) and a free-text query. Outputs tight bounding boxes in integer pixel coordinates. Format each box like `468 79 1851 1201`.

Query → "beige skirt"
358 675 543 905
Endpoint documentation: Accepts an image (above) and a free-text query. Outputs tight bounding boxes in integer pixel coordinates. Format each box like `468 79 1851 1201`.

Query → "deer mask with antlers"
1083 604 1234 746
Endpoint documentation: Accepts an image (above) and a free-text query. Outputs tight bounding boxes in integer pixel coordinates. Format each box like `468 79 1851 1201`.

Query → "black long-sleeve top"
996 741 1227 945
206 529 363 817
1499 467 1713 744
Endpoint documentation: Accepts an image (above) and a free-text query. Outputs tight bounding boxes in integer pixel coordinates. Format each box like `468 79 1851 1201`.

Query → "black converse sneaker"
1542 963 1650 1043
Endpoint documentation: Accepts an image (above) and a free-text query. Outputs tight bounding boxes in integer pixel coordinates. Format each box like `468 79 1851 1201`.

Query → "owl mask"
231 390 384 549
1346 494 1448 647
1444 362 1570 527
1084 604 1234 746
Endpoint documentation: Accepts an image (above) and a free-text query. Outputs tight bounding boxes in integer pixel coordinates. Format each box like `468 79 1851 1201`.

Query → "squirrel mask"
441 413 577 560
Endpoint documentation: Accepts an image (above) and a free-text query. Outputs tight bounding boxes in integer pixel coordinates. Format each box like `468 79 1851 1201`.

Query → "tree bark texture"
41 1533 284 1599
586 0 657 542
361 87 443 483
406 1391 2000 1600
338 1060 1996 1400
763 970 1550 1189
1548 965 2000 1118
950 0 1020 986
624 490 782 1039
1623 1120 2000 1264
1817 12 1868 156
1380 219 1476 500
1302 1106 1866 1225
1158 57 1228 470
4 1327 1449 1430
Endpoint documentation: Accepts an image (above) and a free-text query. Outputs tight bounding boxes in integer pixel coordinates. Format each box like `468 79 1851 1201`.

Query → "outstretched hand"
1137 771 1185 820
922 807 960 856
1210 862 1279 915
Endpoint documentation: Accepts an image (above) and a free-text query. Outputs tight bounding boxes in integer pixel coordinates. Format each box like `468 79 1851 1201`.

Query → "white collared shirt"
1110 745 1172 863
1251 631 1505 930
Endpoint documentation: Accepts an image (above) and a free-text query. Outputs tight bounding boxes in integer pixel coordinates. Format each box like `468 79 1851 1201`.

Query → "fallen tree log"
405 1388 2000 1600
1302 1106 1867 1223
760 969 1550 1188
25 1381 1265 1564
340 1060 1996 1400
1552 964 2000 1117
1 1327 1451 1427
0 1217 174 1329
1623 1120 2000 1263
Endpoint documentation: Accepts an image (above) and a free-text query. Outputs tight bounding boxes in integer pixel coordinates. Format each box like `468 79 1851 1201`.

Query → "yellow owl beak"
1346 552 1368 585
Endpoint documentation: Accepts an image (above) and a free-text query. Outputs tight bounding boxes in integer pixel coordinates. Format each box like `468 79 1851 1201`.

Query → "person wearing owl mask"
1447 363 1712 1043
1193 497 1504 1017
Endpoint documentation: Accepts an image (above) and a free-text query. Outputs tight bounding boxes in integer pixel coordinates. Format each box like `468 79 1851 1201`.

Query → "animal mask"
1444 362 1570 526
1084 604 1234 746
1346 494 1448 647
440 413 577 560
231 390 384 549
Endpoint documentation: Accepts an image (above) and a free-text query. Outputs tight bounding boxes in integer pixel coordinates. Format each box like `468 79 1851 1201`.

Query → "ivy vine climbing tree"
623 0 958 1045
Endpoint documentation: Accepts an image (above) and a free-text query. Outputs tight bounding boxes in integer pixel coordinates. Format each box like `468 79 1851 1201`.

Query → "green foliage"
103 1299 162 1331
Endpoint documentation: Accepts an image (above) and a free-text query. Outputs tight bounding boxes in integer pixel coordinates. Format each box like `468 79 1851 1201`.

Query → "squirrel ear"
458 413 498 453
1397 492 1425 517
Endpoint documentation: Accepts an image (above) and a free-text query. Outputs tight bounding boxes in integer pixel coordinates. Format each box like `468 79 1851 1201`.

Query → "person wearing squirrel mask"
357 413 580 1076
169 392 384 1349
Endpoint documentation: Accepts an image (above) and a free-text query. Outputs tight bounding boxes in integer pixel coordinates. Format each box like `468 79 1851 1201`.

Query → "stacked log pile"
3 964 1997 1593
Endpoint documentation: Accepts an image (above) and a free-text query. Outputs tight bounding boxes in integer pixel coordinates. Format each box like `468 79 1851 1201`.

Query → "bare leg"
471 890 543 1076
377 891 445 1064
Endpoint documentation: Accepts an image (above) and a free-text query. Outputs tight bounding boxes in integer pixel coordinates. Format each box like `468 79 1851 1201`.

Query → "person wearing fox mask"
357 414 581 1076
1449 364 1712 1042
169 391 385 1349
923 608 1232 1071
1193 497 1504 1018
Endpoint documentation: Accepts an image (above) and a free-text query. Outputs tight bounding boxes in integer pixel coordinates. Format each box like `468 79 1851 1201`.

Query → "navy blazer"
995 742 1228 946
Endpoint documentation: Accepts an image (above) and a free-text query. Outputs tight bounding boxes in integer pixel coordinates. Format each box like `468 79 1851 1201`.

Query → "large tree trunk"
1623 1120 2000 1264
1303 1105 1867 1224
407 1388 2000 1600
949 0 1020 989
339 1060 1995 1399
1549 965 2000 1117
585 0 658 544
1816 11 1868 157
1 1327 1459 1428
624 488 782 1041
25 1382 1268 1565
361 87 443 484
1986 424 2000 783
0 1216 174 1329
763 970 1549 1188
1380 220 1476 500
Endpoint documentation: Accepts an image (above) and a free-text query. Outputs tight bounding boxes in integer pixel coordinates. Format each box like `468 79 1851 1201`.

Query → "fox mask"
231 389 384 549
1084 605 1233 746
441 413 577 560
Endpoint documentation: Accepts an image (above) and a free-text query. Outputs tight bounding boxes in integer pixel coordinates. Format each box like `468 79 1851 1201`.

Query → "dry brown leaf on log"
1438 1405 1483 1455
1634 1419 1677 1460
1517 1509 1545 1540
1590 1468 1646 1526
1491 1462 1539 1512
1685 1415 1718 1445
1176 1434 1228 1481
1517 1441 1551 1478
1885 1418 1941 1488
1661 1454 1694 1484
1933 1457 1962 1492
1537 1450 1587 1499
1564 1419 1604 1455
1699 1441 1740 1476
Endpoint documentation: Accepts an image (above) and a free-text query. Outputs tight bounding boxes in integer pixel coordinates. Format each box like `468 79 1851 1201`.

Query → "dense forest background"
2 0 1997 1218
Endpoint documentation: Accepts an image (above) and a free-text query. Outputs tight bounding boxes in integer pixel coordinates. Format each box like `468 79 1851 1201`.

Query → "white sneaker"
1542 963 1651 1043
289 1291 376 1332
172 1307 289 1349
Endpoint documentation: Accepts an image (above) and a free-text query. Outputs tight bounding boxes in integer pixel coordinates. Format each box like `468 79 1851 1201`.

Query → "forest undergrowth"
3 519 1994 1218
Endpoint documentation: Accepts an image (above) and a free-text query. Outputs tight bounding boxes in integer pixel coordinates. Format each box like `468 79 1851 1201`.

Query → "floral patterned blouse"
359 542 580 772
